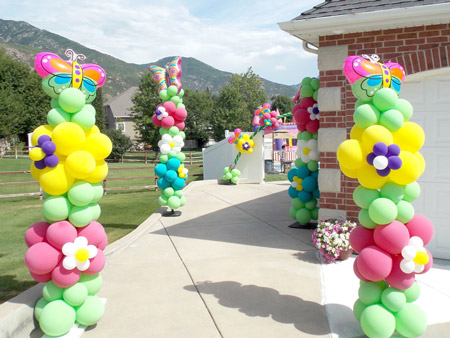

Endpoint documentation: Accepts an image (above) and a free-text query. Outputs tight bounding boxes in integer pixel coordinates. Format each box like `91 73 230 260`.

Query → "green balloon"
312 133 318 140
295 158 305 168
176 152 186 162
380 182 404 204
174 190 183 198
163 187 175 197
296 208 312 225
353 299 367 321
360 304 396 338
159 127 169 136
158 195 168 206
380 109 404 131
71 105 96 130
312 90 318 102
167 85 178 97
39 300 76 337
79 274 103 295
372 88 399 112
359 281 383 306
368 198 398 225
167 196 181 210
310 78 320 90
396 200 415 223
159 90 169 101
159 154 169 163
354 104 380 128
395 303 427 337
179 131 186 140
91 183 104 203
305 199 317 210
75 295 105 326
307 160 318 172
358 208 378 229
300 85 314 98
231 176 239 183
178 89 185 98
168 126 180 136
63 283 88 307
68 182 95 206
177 103 185 109
404 281 421 302
354 185 380 209
42 80 59 98
47 107 71 127
224 172 232 180
180 196 186 206
89 203 101 221
355 99 368 110
292 197 305 210
168 150 178 158
69 205 93 227
300 131 312 141
301 77 312 85
43 196 71 222
289 206 297 219
311 207 319 220
35 297 49 321
51 98 60 108
231 169 240 176
58 88 85 113
381 287 406 312
43 281 64 302
403 182 420 202
395 98 413 122
170 96 182 105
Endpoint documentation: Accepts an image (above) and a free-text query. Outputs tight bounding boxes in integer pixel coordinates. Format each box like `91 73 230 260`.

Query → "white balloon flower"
62 236 98 271
297 139 319 163
158 133 185 154
400 236 429 274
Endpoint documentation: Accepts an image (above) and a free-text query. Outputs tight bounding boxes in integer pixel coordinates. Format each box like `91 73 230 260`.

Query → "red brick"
418 43 440 50
384 40 399 47
325 70 344 76
425 49 434 68
319 36 326 42
344 32 363 39
417 51 426 72
426 24 447 30
442 29 450 36
427 36 449 43
319 41 337 47
404 38 426 45
440 46 448 67
397 33 418 40
419 30 440 37
410 53 420 73
356 37 375 43
320 76 337 82
362 42 383 49
432 48 441 68
383 28 403 35
397 45 418 52
338 38 356 45
326 34 343 40
404 26 425 33
363 30 383 36
376 34 396 41
377 47 396 54
348 44 363 52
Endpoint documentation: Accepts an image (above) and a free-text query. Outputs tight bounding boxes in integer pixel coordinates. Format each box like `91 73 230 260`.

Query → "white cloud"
275 65 287 71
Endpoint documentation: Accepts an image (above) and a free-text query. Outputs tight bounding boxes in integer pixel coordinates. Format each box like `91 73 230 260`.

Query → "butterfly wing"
35 52 72 79
149 66 168 92
344 55 383 84
386 62 405 93
41 73 72 98
81 63 106 88
166 56 182 91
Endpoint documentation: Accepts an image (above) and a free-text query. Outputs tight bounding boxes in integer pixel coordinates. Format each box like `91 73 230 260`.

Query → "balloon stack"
150 57 188 212
25 50 111 336
338 54 433 338
289 77 320 225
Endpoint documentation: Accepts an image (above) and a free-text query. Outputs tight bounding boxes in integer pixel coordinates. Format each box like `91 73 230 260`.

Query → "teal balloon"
297 166 310 179
354 185 380 209
47 107 71 127
63 283 88 307
35 297 49 321
289 206 298 219
358 208 377 229
380 182 404 204
372 88 399 112
403 182 420 202
43 281 63 302
167 158 181 171
167 86 178 97
79 274 103 295
68 182 94 206
292 198 305 210
354 104 380 128
89 203 101 221
302 176 317 192
75 295 105 326
395 303 427 338
39 300 76 337
163 187 175 197
404 281 421 302
380 109 404 131
353 299 367 322
381 287 406 312
298 190 312 203
313 189 320 199
91 183 104 203
172 177 185 190
287 168 297 181
168 126 179 136
396 200 415 223
155 163 167 177
69 205 93 228
296 208 312 225
43 196 71 222
395 98 413 122
305 198 317 210
71 105 96 130
360 304 396 338
288 187 298 199
167 196 181 210
358 281 383 305
58 88 85 113
307 161 318 172
368 198 398 225
158 195 168 206
165 170 177 183
157 177 170 190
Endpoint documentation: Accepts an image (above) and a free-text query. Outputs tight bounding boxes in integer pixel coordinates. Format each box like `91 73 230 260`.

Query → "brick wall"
318 23 450 221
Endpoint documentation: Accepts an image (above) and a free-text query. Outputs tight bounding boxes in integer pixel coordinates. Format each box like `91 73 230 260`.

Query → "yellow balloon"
31 125 53 146
85 160 109 183
52 122 85 156
350 125 364 141
415 151 426 177
361 125 393 154
65 150 96 179
340 164 358 178
29 147 45 161
83 133 112 160
85 125 100 138
389 151 421 185
39 163 74 195
337 139 364 169
392 122 425 153
358 164 388 189
30 162 41 181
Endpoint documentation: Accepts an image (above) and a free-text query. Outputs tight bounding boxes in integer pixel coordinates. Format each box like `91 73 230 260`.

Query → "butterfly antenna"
362 54 380 63
65 49 87 63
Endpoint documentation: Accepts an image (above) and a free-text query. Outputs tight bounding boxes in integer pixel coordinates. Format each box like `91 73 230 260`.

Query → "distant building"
104 87 138 141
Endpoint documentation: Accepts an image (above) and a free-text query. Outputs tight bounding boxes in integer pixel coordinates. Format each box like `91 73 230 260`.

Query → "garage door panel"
437 79 450 103
400 81 425 104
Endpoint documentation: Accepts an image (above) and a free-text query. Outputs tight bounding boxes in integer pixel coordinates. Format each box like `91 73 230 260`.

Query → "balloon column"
25 50 111 336
288 77 320 225
338 54 433 338
150 57 188 211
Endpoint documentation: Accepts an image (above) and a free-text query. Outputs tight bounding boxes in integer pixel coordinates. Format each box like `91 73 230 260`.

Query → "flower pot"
337 248 353 261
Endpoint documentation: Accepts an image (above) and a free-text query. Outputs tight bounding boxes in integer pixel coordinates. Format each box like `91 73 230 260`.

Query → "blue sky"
1 0 321 85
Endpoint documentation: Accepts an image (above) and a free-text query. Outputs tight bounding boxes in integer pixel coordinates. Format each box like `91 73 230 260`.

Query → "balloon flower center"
75 248 90 262
366 142 402 177
293 177 303 191
303 147 311 155
414 251 429 265
169 142 175 148
32 135 59 170
243 142 250 151
264 119 272 127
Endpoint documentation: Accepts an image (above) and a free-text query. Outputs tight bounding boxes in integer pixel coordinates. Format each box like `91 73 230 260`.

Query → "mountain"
0 19 299 100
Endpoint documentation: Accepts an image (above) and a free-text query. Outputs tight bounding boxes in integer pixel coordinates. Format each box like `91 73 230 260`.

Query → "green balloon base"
289 221 317 229
162 208 182 217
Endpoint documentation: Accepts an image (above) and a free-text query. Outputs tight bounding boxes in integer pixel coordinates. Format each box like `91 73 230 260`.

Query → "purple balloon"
373 142 388 156
387 144 401 157
388 156 402 170
34 159 46 169
377 168 391 177
37 135 51 147
366 153 376 165
44 154 59 168
41 141 56 155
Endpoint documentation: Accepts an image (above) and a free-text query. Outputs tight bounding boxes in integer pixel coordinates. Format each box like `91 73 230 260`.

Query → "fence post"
121 154 123 163
15 145 18 159
39 186 43 200
145 152 147 164
190 152 192 165
103 179 107 195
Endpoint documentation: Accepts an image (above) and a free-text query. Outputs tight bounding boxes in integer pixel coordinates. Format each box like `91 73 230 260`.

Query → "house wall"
317 23 450 221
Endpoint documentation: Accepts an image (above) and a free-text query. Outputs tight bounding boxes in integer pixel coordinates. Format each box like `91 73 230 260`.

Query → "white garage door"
401 71 450 260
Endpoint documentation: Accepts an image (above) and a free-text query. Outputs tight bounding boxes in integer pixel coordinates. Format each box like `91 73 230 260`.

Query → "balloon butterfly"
149 56 182 93
34 49 106 103
343 54 405 101
227 128 242 145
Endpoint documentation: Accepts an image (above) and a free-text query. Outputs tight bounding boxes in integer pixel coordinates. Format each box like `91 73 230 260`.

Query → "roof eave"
278 3 450 46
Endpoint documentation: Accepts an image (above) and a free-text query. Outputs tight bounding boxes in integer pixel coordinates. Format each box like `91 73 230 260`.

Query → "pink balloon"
77 221 107 248
299 97 316 109
294 109 309 125
161 116 175 129
252 116 260 126
418 248 433 274
163 101 176 114
25 222 50 247
84 249 105 275
29 271 52 283
386 255 415 290
357 245 393 281
374 221 410 255
297 124 306 132
25 242 62 275
406 214 434 246
46 221 77 249
174 108 187 121
98 238 108 250
349 225 374 253
263 113 271 120
353 257 369 281
152 114 162 127
174 121 185 131
52 262 81 288
306 119 320 134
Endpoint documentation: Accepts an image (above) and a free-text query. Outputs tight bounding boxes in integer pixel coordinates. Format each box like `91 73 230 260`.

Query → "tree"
211 68 267 141
104 129 133 161
92 87 106 132
130 72 161 147
271 94 294 122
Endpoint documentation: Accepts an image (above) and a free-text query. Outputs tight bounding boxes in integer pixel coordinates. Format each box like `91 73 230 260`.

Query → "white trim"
278 3 450 45
116 122 126 132
404 66 450 82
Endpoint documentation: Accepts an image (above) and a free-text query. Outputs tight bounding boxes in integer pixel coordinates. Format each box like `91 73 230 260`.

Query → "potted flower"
312 219 357 263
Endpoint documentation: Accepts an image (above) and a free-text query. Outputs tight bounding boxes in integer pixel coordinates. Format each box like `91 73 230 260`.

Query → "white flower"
62 236 98 271
297 139 319 163
158 133 184 154
307 103 320 120
155 106 169 120
400 236 429 274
